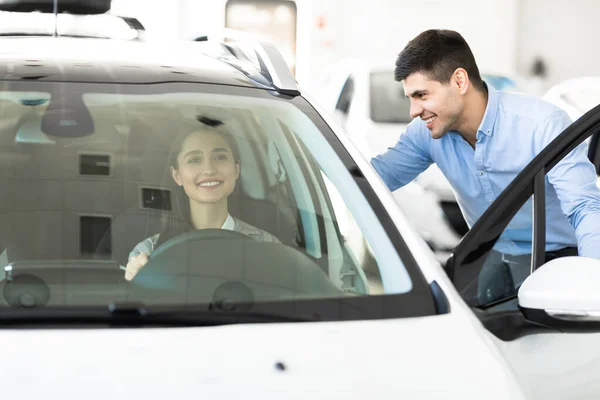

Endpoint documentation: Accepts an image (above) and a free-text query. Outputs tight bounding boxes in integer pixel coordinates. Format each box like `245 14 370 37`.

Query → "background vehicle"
543 77 600 186
543 77 600 121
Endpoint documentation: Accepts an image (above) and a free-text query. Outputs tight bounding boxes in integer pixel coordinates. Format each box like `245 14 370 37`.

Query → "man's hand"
125 253 149 281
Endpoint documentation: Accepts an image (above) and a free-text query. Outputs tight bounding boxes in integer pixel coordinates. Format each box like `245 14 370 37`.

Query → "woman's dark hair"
394 29 486 92
156 117 241 246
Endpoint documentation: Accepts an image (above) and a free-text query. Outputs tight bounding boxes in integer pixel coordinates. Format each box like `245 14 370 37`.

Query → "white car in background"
543 77 600 121
543 77 600 186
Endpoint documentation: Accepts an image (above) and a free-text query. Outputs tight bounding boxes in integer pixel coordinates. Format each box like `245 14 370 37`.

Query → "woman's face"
171 130 240 205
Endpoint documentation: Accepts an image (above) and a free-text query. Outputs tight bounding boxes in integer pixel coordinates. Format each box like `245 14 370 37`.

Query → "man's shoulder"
498 91 565 122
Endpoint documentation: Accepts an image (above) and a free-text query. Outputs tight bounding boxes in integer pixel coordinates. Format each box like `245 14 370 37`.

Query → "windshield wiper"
0 302 320 327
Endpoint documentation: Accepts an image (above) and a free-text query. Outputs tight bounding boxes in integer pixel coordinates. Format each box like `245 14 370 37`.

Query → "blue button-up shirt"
371 86 600 258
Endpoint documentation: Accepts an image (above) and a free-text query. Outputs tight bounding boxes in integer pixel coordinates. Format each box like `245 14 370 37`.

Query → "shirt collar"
221 213 235 230
477 83 499 137
446 83 498 143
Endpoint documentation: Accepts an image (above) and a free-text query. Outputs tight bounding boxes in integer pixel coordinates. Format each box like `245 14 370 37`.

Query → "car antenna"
53 0 58 37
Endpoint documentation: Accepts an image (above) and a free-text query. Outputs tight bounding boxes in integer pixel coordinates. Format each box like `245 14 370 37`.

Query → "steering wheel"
128 228 343 305
152 229 253 259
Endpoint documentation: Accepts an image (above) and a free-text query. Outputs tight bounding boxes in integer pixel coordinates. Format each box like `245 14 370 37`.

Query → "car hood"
0 313 526 399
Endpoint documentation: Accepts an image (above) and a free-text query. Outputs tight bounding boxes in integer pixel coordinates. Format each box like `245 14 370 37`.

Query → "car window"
369 71 412 124
0 81 432 320
321 172 382 294
458 197 533 307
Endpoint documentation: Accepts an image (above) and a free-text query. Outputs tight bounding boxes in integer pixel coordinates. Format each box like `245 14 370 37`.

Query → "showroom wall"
109 0 598 96
516 0 600 93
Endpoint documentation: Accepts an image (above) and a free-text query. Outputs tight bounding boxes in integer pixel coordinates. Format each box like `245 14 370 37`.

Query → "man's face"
403 71 464 139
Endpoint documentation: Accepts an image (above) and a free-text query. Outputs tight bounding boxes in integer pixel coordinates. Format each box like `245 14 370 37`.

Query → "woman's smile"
197 179 224 189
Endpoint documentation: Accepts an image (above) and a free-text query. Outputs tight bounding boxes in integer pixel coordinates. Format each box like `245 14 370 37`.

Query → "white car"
4 2 600 400
543 77 600 185
543 76 600 121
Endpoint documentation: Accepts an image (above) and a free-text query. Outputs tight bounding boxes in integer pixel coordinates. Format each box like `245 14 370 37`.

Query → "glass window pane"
462 196 534 307
0 82 412 311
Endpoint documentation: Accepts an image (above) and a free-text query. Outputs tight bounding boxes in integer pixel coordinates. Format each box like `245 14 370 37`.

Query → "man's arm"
541 110 600 259
370 122 433 191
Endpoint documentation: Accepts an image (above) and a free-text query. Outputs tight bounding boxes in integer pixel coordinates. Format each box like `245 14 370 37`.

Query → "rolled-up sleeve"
370 123 433 191
542 111 600 259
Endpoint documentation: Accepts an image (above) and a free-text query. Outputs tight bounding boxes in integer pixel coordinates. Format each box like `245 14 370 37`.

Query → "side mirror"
519 256 600 328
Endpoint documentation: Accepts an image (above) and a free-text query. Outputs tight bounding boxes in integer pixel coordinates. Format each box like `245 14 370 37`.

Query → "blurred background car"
543 76 600 121
543 77 600 187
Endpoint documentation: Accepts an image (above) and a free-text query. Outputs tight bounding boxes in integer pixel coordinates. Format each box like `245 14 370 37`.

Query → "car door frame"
445 104 600 338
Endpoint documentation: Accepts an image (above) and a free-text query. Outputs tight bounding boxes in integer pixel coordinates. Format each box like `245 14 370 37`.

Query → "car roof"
0 36 262 87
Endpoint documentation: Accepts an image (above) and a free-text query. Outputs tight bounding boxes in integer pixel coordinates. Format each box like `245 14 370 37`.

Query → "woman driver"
124 118 280 281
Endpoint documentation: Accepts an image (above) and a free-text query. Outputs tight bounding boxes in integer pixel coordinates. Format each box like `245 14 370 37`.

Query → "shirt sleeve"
370 122 433 191
541 110 600 259
128 234 159 261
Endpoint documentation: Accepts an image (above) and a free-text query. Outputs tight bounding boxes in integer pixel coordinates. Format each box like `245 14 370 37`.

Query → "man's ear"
453 68 470 95
235 161 240 180
171 166 183 186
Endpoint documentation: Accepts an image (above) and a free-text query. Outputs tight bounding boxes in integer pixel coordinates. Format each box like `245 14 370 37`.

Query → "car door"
446 104 600 399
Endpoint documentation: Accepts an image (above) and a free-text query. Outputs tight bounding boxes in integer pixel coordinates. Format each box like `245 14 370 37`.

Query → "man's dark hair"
395 29 485 92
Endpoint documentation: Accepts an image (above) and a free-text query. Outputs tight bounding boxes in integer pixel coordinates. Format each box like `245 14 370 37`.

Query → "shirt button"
479 171 485 176
489 200 493 204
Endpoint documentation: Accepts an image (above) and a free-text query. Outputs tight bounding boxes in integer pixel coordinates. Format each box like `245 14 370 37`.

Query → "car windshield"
369 71 412 124
0 81 416 320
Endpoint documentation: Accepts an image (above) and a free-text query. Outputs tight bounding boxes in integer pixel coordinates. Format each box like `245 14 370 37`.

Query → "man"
371 29 600 297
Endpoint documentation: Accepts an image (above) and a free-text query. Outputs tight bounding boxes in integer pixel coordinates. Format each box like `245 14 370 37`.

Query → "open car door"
446 104 600 399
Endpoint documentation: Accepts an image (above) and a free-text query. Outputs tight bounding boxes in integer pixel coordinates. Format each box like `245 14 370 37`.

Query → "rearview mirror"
41 93 94 137
519 256 600 328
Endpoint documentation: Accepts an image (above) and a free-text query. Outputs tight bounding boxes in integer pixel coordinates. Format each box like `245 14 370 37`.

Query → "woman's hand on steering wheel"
125 252 149 281
125 230 252 282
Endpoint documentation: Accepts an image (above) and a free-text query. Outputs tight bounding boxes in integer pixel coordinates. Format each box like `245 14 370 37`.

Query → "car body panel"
2 316 527 399
495 332 600 400
0 37 260 87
